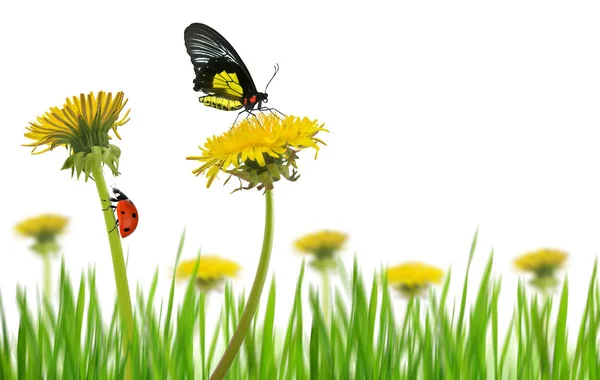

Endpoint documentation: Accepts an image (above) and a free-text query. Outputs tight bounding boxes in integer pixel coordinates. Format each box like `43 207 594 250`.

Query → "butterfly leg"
231 110 263 128
261 106 286 120
232 109 247 127
247 110 263 127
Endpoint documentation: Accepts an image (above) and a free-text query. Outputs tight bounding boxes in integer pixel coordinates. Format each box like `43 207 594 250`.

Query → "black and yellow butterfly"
184 23 276 114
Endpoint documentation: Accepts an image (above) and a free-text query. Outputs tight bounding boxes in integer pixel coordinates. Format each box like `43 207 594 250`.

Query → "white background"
1 1 600 334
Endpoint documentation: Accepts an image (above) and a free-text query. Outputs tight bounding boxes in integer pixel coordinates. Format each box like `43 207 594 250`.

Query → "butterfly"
184 23 279 117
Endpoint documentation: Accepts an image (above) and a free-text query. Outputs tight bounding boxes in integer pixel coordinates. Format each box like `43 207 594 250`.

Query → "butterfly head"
258 92 268 104
244 92 268 110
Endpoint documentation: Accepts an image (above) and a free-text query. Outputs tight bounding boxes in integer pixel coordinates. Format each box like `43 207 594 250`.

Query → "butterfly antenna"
264 63 280 93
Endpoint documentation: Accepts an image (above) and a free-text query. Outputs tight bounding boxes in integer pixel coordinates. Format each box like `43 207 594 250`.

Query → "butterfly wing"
184 23 257 100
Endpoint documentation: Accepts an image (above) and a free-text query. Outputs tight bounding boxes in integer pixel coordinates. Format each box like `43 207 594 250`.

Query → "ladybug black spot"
121 211 125 214
132 213 137 218
124 228 130 232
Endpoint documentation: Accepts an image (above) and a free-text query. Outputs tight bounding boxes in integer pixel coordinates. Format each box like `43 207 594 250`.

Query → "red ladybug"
104 187 138 238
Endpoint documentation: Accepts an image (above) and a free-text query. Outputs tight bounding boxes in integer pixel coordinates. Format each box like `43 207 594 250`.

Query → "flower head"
187 114 327 191
24 91 130 181
15 213 69 256
294 230 348 270
175 255 241 292
386 262 444 298
514 248 568 291
514 248 568 275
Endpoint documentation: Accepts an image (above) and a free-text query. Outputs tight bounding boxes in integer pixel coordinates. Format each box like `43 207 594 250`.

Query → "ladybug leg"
101 197 119 211
108 219 119 233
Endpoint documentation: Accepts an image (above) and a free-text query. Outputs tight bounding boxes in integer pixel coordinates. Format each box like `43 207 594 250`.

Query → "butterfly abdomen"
199 95 243 111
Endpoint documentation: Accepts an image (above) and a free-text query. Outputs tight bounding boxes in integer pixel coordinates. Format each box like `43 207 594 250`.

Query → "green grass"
0 231 599 379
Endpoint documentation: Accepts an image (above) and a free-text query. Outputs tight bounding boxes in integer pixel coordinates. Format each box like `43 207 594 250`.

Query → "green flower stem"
321 267 331 324
210 190 275 380
42 253 52 299
91 163 133 380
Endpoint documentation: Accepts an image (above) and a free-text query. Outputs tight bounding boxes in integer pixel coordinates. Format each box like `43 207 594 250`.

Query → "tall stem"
91 163 133 380
42 254 52 300
210 190 275 380
321 267 331 324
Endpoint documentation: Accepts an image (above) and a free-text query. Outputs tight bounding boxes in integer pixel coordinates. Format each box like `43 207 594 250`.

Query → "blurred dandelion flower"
387 262 444 298
294 230 348 270
15 213 69 298
24 91 130 180
187 114 327 191
176 255 241 292
15 213 69 255
514 248 568 291
294 229 347 323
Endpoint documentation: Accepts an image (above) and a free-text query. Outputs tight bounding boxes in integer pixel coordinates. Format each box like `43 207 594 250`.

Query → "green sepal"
83 148 99 182
529 276 559 292
102 146 120 177
61 155 75 171
279 164 299 182
225 153 301 192
309 258 337 271
100 146 111 162
30 240 60 257
266 163 280 179
73 152 86 179
195 277 225 293
63 145 121 181
394 283 429 299
104 159 120 177
109 144 121 159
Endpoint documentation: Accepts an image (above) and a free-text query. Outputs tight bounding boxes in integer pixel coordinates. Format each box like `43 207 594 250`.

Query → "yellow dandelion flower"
187 114 327 191
514 248 568 278
24 91 130 180
15 213 69 239
175 255 241 291
15 213 69 255
387 262 445 298
176 255 241 291
294 230 348 259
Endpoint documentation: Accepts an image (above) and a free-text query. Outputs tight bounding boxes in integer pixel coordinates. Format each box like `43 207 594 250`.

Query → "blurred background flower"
514 248 568 292
294 230 348 270
175 255 241 292
294 230 348 322
15 213 69 297
15 213 68 256
386 261 444 299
